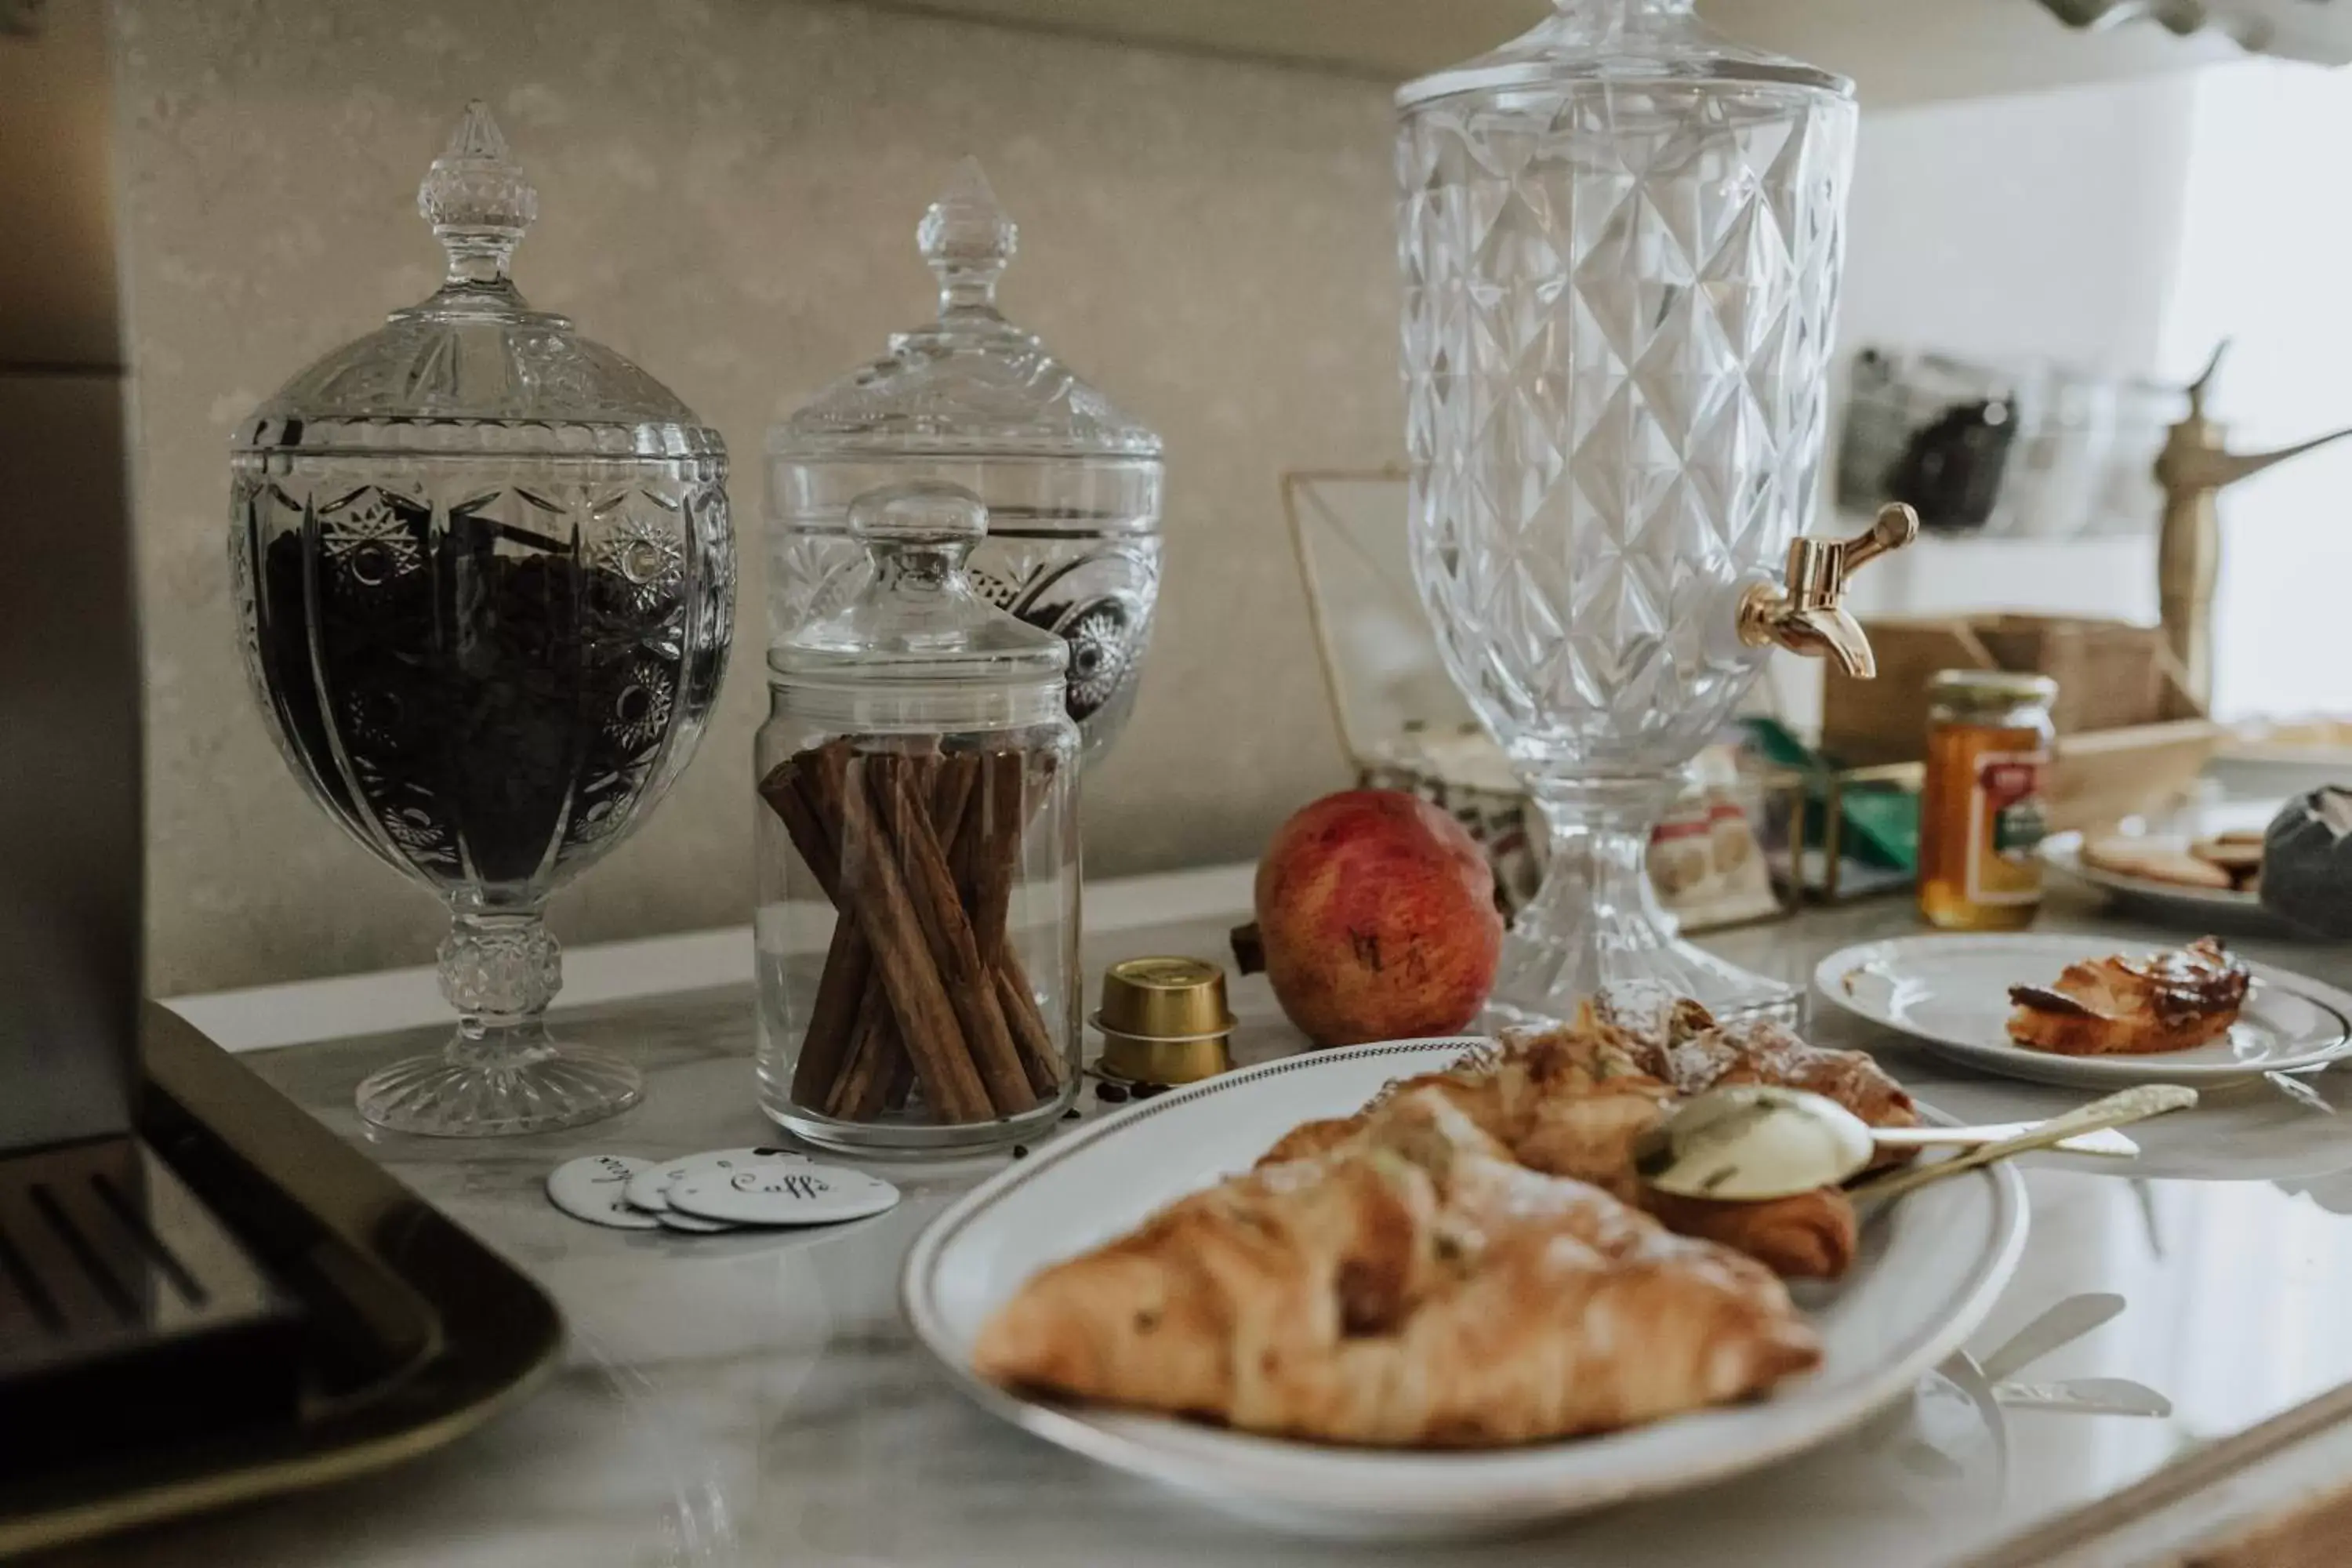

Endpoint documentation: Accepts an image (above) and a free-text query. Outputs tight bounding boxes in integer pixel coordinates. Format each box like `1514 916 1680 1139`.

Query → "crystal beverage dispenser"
1398 0 1915 1022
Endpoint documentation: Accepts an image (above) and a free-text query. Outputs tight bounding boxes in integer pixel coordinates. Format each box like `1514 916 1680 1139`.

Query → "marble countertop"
67 869 2352 1567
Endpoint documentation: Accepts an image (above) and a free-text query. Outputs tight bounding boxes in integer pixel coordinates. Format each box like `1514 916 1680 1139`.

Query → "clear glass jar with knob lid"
229 102 735 1137
766 159 1163 769
755 481 1081 1152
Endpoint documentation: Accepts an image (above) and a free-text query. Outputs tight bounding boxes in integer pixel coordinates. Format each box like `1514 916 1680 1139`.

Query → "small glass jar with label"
1917 671 2058 931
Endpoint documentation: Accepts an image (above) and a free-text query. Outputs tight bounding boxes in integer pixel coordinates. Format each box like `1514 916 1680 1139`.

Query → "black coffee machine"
0 15 561 1550
0 0 303 1464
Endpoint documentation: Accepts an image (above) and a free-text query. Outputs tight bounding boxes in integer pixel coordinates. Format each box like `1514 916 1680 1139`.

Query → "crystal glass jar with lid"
228 103 735 1137
756 481 1081 1153
767 160 1163 768
1399 0 1911 1025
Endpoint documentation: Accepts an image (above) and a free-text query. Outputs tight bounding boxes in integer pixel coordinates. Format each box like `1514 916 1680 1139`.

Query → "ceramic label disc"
655 1207 737 1234
622 1146 810 1213
547 1155 661 1230
666 1163 900 1227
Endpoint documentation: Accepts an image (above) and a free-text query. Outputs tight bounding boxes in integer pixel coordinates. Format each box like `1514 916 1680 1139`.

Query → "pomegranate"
1250 790 1501 1048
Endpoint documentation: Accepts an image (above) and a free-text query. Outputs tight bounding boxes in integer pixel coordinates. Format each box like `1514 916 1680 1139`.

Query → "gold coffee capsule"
1092 956 1236 1084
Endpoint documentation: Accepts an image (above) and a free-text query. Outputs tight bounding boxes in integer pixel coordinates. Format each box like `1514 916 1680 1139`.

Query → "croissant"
1589 993 1919 1133
1642 1189 1857 1282
1260 1012 1863 1278
1498 1087 1858 1280
975 1091 1820 1446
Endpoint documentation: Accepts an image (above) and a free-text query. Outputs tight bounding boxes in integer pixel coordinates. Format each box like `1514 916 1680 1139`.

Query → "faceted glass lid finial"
917 157 1018 314
769 157 1162 460
773 481 1066 683
418 100 539 289
234 98 718 450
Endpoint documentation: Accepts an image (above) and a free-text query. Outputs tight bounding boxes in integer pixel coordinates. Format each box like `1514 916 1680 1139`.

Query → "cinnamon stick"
844 1025 917 1120
822 751 979 1120
977 749 1067 1091
997 962 1066 1095
760 755 840 900
882 1051 916 1112
931 752 979 852
881 758 1040 1116
839 752 994 1122
760 753 871 1105
793 921 872 1106
803 739 853 847
826 751 942 1116
969 750 1025 959
884 753 952 1109
826 992 902 1121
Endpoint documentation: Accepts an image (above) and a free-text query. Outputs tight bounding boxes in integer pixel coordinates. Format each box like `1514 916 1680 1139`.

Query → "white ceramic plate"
2041 831 2295 938
902 1039 2027 1540
1815 934 2352 1090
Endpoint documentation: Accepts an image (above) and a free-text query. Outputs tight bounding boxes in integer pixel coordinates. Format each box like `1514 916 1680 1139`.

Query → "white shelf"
858 0 2260 108
163 863 1258 1054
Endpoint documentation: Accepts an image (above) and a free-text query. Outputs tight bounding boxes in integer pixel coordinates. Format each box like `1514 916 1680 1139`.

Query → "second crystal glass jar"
756 481 1080 1152
766 159 1163 768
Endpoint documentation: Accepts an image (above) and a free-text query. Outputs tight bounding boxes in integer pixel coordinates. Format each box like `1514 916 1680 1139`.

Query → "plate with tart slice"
1816 933 2352 1091
902 1004 2026 1539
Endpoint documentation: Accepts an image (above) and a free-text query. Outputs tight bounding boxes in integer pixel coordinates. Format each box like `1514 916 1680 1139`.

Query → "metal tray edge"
0 1006 564 1558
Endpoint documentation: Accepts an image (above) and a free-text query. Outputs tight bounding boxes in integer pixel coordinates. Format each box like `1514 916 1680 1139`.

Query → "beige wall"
118 0 1390 993
1759 74 2198 729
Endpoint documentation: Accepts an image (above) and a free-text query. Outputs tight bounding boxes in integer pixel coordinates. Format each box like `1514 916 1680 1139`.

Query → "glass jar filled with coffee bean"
755 481 1080 1152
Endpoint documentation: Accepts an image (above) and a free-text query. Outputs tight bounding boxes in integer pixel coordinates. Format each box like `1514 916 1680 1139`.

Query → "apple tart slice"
972 1091 1819 1447
2006 936 2249 1056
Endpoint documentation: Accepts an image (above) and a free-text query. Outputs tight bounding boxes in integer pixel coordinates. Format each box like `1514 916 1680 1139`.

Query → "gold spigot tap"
2157 341 2352 709
1737 503 1920 679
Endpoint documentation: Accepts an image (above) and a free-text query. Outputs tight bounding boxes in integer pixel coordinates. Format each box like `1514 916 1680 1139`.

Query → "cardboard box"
1823 613 2217 831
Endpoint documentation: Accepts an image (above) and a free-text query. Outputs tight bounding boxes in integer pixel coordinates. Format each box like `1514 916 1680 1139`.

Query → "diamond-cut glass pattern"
1401 82 1855 776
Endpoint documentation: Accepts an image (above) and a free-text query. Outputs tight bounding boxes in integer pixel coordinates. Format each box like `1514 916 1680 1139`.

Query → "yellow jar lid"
1928 670 2057 706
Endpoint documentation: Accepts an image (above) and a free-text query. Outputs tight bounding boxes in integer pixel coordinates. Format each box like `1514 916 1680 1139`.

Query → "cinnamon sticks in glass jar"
753 481 1080 1152
760 739 1069 1129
